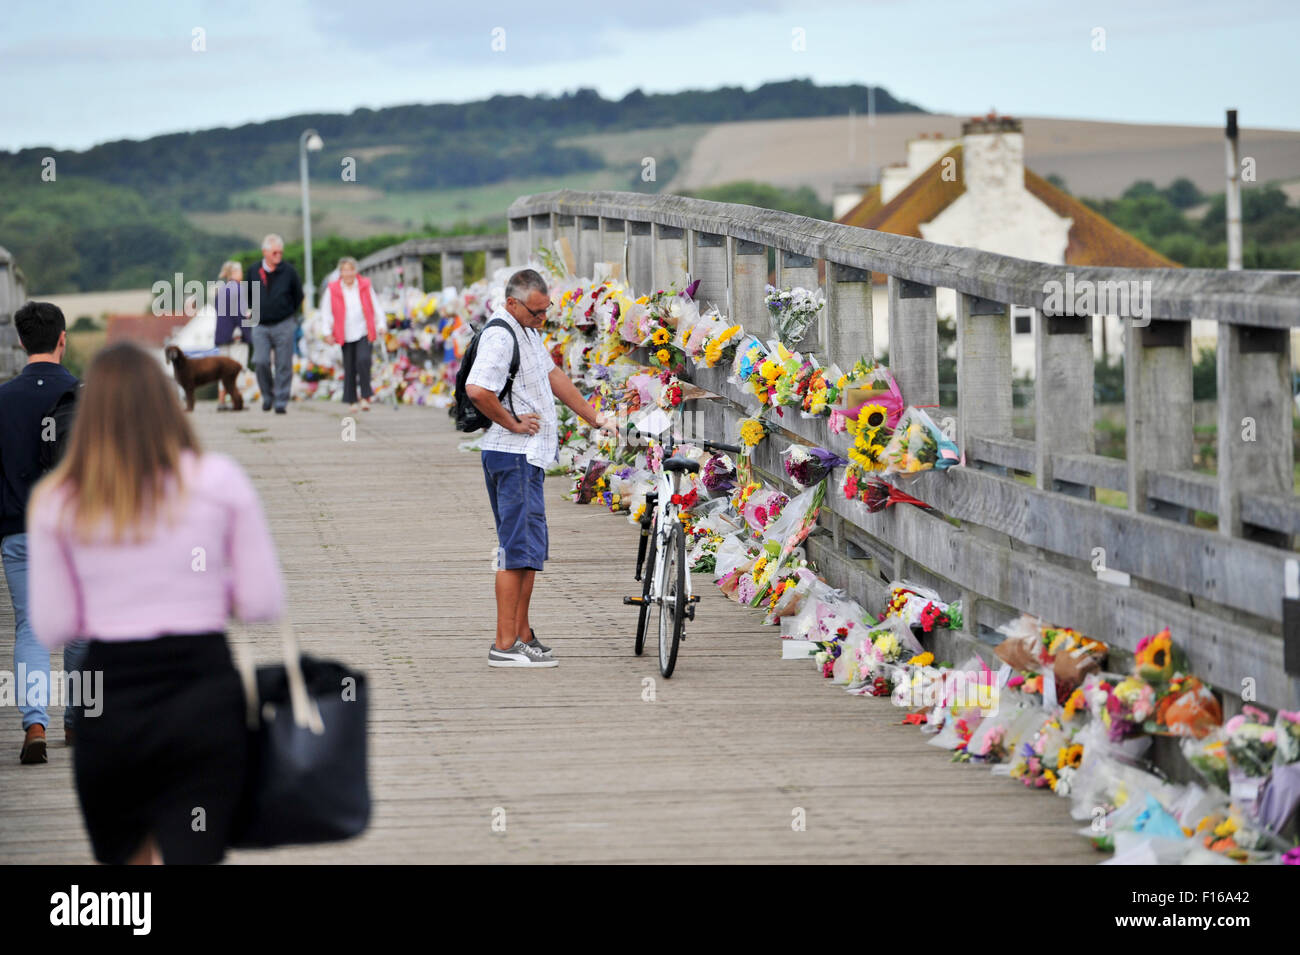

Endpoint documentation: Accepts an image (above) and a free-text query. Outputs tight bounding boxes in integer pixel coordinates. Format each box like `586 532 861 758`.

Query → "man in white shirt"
321 256 386 413
465 269 611 668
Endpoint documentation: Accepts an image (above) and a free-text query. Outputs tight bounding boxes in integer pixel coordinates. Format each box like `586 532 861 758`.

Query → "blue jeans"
251 318 296 410
2 533 88 730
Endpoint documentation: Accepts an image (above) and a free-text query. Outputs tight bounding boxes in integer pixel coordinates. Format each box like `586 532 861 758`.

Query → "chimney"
960 114 1024 196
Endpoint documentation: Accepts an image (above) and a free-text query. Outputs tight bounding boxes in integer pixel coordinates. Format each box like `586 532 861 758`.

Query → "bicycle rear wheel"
656 521 687 678
634 511 657 656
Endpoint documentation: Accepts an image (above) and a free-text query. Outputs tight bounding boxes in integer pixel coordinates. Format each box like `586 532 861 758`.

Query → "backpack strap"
482 318 521 416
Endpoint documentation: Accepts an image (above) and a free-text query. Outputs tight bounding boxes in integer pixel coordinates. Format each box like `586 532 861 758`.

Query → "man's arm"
548 367 610 429
465 385 537 434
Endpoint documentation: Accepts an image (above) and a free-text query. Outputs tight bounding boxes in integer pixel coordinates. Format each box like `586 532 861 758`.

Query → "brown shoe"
20 725 47 764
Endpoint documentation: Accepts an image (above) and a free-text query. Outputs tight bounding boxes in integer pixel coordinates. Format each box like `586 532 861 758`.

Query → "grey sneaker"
525 628 552 657
488 640 558 668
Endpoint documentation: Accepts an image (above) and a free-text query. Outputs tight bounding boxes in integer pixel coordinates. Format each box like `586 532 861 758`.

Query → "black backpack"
453 318 521 432
39 381 82 473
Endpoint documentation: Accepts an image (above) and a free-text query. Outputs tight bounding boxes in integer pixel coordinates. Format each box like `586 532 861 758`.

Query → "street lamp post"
299 128 324 309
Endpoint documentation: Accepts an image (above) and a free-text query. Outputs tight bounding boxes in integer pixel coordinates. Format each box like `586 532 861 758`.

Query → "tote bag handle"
233 619 325 735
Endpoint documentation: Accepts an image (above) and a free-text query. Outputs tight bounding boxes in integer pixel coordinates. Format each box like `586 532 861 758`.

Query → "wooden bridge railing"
357 234 508 292
355 192 1300 709
502 190 1300 711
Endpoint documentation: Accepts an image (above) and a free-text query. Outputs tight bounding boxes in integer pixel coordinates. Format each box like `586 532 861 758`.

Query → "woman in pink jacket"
28 342 285 865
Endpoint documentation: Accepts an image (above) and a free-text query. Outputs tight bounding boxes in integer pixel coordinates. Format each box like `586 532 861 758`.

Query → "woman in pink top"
28 342 285 865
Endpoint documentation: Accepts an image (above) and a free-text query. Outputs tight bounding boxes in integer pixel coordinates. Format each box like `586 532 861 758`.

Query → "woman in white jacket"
320 257 386 413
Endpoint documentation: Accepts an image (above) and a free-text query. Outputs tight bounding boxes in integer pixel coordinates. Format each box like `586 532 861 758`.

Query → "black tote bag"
231 621 370 849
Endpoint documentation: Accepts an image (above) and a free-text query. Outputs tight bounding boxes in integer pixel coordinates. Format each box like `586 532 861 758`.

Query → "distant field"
675 114 1300 200
182 115 1300 248
558 123 713 189
40 288 154 320
206 170 628 243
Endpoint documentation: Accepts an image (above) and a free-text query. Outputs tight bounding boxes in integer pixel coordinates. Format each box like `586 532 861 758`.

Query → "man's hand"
592 411 616 433
511 413 542 436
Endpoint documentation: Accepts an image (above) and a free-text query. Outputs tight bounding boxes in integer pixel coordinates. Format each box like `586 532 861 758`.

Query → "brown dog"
164 345 244 412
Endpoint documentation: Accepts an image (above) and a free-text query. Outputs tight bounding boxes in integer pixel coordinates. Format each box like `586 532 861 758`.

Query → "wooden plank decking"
0 401 1097 864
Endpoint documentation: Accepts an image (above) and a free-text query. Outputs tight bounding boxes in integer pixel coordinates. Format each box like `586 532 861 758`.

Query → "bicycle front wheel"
634 512 657 656
656 521 686 678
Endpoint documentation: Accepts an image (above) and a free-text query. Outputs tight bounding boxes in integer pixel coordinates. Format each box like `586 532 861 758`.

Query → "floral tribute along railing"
499 190 1300 862
506 191 1300 714
356 191 1300 861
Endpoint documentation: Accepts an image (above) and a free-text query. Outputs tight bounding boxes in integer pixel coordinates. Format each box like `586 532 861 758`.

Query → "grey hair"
505 269 547 303
337 256 358 270
261 233 284 251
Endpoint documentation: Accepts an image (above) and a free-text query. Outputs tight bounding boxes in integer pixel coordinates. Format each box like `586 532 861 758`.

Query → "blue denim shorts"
481 450 548 571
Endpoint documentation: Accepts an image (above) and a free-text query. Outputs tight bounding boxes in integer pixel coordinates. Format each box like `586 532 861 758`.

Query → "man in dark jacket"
247 233 303 413
0 302 88 763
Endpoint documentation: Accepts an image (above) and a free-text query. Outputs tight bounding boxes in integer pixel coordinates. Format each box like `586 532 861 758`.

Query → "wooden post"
555 214 576 272
729 237 769 339
1217 323 1292 545
530 213 553 260
1125 320 1194 520
401 255 424 295
485 248 508 280
1033 309 1093 497
825 263 873 371
577 216 600 278
956 292 1014 462
508 217 529 267
599 218 625 277
692 232 728 315
440 252 464 291
653 224 688 292
886 276 939 407
627 221 653 295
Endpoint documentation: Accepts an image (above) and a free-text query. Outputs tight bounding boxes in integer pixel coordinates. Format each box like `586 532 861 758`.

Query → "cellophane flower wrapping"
880 407 961 475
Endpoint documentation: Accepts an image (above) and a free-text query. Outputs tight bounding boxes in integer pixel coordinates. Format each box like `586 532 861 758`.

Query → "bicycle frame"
647 465 691 612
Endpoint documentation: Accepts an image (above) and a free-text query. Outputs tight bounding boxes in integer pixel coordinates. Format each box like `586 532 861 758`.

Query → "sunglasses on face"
517 299 551 320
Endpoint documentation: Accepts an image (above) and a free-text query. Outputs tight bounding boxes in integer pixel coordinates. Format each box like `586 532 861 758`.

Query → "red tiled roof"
837 144 1178 277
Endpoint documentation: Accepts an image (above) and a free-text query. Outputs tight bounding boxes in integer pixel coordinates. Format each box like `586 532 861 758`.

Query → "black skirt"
75 632 247 864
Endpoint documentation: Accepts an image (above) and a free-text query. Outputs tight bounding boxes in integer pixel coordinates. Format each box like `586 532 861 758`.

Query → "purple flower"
684 279 701 300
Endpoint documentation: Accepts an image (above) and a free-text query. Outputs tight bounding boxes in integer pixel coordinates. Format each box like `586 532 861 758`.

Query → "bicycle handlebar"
704 440 742 455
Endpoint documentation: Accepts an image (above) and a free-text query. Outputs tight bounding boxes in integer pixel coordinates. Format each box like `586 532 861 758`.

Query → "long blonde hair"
32 342 201 543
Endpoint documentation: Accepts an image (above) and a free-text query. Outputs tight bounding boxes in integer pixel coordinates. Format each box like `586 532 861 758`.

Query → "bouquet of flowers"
801 367 840 417
1152 674 1222 739
782 445 848 488
764 284 825 346
846 476 931 511
844 402 892 476
740 487 789 535
701 453 737 495
1103 677 1157 741
700 324 744 369
1224 706 1278 778
1276 710 1300 764
737 415 767 456
835 359 905 425
1182 733 1230 792
1133 627 1184 688
880 407 961 475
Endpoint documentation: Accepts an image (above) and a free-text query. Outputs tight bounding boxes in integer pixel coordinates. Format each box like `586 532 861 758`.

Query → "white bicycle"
624 420 740 678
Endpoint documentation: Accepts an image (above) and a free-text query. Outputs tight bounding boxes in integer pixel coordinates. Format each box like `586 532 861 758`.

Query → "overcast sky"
1 0 1296 151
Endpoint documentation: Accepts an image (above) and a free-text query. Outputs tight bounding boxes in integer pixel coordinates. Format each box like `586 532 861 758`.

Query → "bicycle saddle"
662 456 700 474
